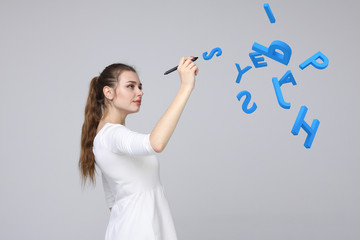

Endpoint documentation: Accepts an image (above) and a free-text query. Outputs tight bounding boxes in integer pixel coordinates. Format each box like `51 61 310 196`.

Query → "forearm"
150 85 193 152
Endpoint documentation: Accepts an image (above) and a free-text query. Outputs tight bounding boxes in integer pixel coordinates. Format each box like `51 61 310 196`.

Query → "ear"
103 86 113 100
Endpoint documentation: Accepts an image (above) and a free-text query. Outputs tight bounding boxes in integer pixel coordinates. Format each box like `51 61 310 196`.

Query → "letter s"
236 90 257 114
202 47 222 60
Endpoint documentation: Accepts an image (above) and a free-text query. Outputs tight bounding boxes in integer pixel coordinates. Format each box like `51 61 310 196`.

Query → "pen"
164 57 198 75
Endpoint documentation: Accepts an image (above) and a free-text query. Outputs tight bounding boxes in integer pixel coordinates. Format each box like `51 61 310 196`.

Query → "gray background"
0 0 359 239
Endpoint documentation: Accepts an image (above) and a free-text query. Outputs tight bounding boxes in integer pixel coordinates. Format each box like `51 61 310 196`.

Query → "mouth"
133 100 141 105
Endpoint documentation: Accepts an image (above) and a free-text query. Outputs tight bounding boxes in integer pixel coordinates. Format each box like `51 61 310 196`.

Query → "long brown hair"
79 63 137 189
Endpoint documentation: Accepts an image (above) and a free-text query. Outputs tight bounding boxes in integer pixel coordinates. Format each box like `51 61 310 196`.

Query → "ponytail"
79 76 102 189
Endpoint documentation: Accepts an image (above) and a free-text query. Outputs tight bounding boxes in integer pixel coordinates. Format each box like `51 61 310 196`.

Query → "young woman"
79 56 199 240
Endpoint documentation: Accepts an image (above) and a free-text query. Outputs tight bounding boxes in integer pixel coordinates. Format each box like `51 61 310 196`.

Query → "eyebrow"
126 81 142 87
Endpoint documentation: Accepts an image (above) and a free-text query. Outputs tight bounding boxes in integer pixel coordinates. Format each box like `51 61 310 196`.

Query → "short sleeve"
101 173 115 208
105 125 157 156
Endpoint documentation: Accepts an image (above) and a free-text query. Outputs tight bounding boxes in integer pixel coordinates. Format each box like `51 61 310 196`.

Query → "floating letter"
249 52 268 68
235 64 252 84
236 90 257 114
291 106 320 148
264 3 276 23
279 70 296 86
273 71 296 109
252 40 292 65
299 51 329 70
202 47 222 60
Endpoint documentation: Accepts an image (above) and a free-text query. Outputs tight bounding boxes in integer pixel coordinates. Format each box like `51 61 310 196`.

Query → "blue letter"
291 106 320 148
264 3 276 23
273 78 290 109
236 90 257 114
235 64 252 84
273 71 297 109
202 47 222 60
299 51 329 70
249 52 268 68
252 40 292 65
279 70 296 86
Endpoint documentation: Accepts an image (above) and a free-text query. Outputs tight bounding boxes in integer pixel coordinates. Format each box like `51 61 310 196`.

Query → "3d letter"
252 40 292 65
299 51 329 70
273 70 296 109
272 80 288 109
279 70 297 86
291 106 320 148
264 3 276 23
203 47 222 60
249 52 268 68
235 64 252 84
236 90 257 114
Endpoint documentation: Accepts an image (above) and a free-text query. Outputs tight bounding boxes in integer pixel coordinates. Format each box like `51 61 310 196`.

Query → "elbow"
150 134 164 153
152 143 164 153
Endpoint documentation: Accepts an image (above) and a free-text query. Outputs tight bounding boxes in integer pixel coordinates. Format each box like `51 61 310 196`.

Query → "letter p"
299 51 329 70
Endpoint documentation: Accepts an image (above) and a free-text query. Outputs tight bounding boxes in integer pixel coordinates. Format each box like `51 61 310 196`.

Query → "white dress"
93 123 178 240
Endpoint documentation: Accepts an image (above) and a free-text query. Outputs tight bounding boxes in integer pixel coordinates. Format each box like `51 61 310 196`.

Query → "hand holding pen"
164 56 199 75
174 56 199 90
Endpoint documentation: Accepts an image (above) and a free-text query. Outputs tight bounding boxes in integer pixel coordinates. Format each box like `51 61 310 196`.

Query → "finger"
184 58 194 68
187 62 196 69
179 56 194 70
183 56 191 62
185 56 194 62
178 57 185 68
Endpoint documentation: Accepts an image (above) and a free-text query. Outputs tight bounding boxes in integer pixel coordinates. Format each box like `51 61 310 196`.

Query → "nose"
137 88 144 97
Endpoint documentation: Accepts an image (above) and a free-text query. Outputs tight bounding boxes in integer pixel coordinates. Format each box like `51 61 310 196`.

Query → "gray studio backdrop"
1 0 359 239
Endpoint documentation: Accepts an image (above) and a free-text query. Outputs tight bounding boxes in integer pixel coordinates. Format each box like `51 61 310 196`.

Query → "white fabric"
93 123 178 240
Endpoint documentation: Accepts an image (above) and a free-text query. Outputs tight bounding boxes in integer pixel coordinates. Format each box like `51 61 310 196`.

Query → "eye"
128 85 143 90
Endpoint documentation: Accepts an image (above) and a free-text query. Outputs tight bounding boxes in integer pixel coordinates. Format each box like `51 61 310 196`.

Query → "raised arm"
150 56 199 153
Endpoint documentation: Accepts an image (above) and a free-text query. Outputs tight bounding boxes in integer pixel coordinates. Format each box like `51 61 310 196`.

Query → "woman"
79 56 199 240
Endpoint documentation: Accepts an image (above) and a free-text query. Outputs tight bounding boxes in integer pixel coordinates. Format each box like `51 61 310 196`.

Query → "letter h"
291 106 320 149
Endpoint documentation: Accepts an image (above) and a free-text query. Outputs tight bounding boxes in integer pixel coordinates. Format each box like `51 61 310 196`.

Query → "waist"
114 184 165 206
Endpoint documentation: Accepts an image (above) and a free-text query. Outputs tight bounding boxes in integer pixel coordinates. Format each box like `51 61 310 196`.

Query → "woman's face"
111 71 144 114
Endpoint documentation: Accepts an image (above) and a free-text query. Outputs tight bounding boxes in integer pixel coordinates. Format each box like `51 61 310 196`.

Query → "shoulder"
94 124 128 144
99 124 127 138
